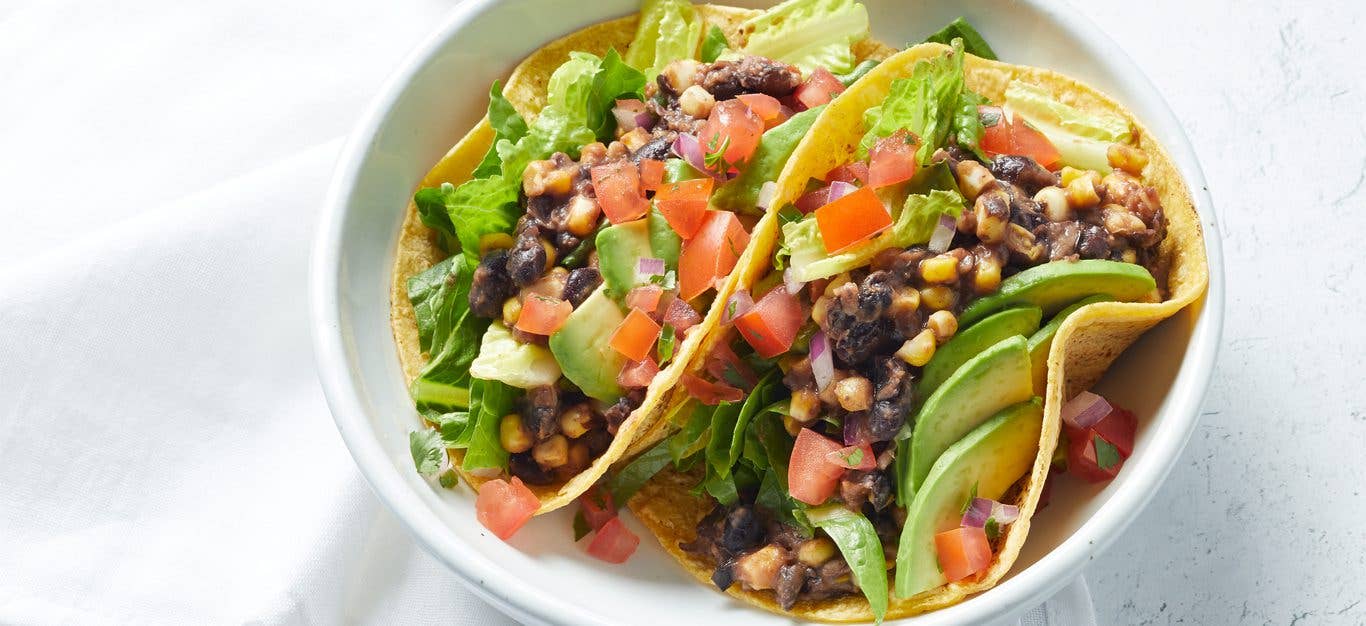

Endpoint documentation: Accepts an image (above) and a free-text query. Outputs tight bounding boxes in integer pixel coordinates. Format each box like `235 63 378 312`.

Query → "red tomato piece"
625 284 664 313
734 287 803 358
825 443 877 471
794 184 833 214
813 187 892 253
868 130 918 189
662 296 702 331
586 517 640 564
793 68 846 110
825 162 869 185
609 308 662 362
475 477 539 540
1091 406 1137 457
590 161 649 223
698 100 763 172
737 93 783 124
639 158 665 191
617 355 660 389
681 373 745 405
654 177 714 239
789 428 846 505
1008 117 1062 170
978 105 1011 154
1065 425 1124 483
704 340 758 387
515 295 572 336
678 211 749 301
935 526 992 582
577 487 616 532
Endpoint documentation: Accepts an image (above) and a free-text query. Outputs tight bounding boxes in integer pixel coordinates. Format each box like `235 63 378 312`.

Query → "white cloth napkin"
0 0 1097 624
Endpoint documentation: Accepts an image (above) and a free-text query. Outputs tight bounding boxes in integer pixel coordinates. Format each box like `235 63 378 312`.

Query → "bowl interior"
312 1 1222 624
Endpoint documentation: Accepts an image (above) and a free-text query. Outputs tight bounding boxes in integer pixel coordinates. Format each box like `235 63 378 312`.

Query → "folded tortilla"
628 42 1209 621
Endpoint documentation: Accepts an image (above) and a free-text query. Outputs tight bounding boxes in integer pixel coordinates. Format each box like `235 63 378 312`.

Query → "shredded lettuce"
807 506 889 622
625 0 704 79
712 104 824 214
859 40 981 164
606 441 674 505
922 17 997 61
1003 80 1132 172
469 321 562 388
737 0 869 75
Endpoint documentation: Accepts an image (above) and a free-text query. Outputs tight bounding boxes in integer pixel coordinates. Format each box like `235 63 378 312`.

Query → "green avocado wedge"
1026 294 1114 394
894 399 1043 599
957 259 1156 328
549 286 624 402
596 220 655 301
918 307 1042 398
902 336 1033 502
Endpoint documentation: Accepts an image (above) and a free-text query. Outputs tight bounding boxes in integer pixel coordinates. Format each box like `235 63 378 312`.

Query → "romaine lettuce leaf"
922 17 998 61
859 39 973 164
408 254 488 412
414 178 521 263
606 441 674 505
1003 80 1132 172
461 378 517 472
624 0 704 79
737 0 869 75
469 321 562 388
473 81 530 179
712 104 824 214
807 506 889 622
700 25 729 63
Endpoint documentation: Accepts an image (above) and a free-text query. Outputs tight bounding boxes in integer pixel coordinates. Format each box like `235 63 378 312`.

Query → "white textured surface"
1075 2 1366 624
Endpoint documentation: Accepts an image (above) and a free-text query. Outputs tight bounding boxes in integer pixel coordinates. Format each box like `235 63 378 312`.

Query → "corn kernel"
789 389 821 423
1107 143 1149 176
1034 186 1072 222
782 415 802 436
501 297 522 327
660 59 701 92
1059 166 1086 187
533 434 569 468
563 441 590 474
974 257 1002 294
889 289 920 318
896 329 938 367
797 538 838 567
919 254 960 284
620 127 651 151
545 168 573 196
521 159 556 196
679 85 716 119
919 285 957 311
954 160 995 202
927 310 958 343
824 272 852 296
479 232 515 255
811 296 831 327
834 376 873 412
565 195 602 237
1065 175 1101 210
559 403 594 438
1121 248 1138 264
540 239 558 268
499 414 533 453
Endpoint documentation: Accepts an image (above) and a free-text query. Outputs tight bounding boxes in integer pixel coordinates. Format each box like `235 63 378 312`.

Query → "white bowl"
310 1 1224 623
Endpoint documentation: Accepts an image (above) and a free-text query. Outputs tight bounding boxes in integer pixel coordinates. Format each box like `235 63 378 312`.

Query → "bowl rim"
310 1 1225 623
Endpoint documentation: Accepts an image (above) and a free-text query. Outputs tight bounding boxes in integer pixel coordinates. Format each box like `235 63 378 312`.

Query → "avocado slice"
596 220 654 300
894 399 1043 598
957 259 1156 328
1026 294 1114 394
919 307 1042 398
647 207 681 271
549 286 625 402
903 336 1033 500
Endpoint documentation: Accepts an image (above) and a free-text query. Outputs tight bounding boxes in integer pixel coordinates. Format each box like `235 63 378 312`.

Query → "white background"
2 0 1364 624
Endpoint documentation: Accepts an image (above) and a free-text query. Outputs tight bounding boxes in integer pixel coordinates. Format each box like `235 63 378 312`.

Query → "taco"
393 0 897 530
619 36 1209 621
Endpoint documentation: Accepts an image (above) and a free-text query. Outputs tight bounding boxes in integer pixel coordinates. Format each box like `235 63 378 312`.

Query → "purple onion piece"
928 214 956 253
843 411 872 446
1061 390 1112 430
810 330 834 391
636 257 666 279
757 181 778 211
782 267 806 295
961 497 995 528
993 503 1020 524
720 290 754 326
827 180 858 202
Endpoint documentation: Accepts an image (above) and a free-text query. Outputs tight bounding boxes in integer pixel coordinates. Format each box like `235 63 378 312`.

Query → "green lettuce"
473 81 530 179
737 0 869 75
859 39 981 164
922 17 997 61
624 0 704 79
407 255 487 412
468 321 562 388
807 506 889 622
699 24 729 63
461 378 517 472
414 178 521 263
1003 80 1132 172
712 105 824 214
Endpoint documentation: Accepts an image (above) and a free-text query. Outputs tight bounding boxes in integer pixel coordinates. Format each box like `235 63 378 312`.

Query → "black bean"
522 386 559 441
1077 224 1111 259
699 56 802 100
868 400 906 442
990 155 1057 195
508 452 556 485
774 563 808 610
631 135 674 164
468 250 515 319
560 267 602 307
711 561 736 591
506 230 548 287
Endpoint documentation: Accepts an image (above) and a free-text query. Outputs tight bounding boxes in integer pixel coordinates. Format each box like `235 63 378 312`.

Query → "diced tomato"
789 428 846 505
935 526 992 582
515 295 572 336
578 487 616 532
1063 403 1137 482
475 477 539 540
813 187 892 253
698 100 763 172
794 183 833 214
1008 117 1062 170
825 443 876 471
639 158 665 191
705 340 757 387
591 161 649 223
609 308 662 362
678 211 749 301
1091 406 1137 457
663 296 702 331
681 373 745 405
793 68 846 110
654 177 714 239
618 355 660 388
734 287 803 358
625 284 664 313
825 162 869 185
867 129 918 189
979 106 1011 154
586 517 640 564
737 93 783 125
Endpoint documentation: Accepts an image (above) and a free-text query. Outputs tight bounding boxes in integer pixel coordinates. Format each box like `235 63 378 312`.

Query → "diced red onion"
795 185 832 213
961 497 1021 528
756 181 778 211
672 133 722 180
1061 390 1112 430
720 290 754 326
612 99 652 133
928 214 956 253
782 267 805 295
827 180 857 203
636 257 665 279
843 411 872 446
810 330 834 391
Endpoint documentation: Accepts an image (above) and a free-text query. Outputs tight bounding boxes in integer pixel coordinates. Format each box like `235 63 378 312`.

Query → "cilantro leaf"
1094 435 1122 470
572 511 592 541
409 429 445 476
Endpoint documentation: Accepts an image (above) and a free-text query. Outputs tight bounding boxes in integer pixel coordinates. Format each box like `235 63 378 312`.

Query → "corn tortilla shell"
627 43 1209 621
